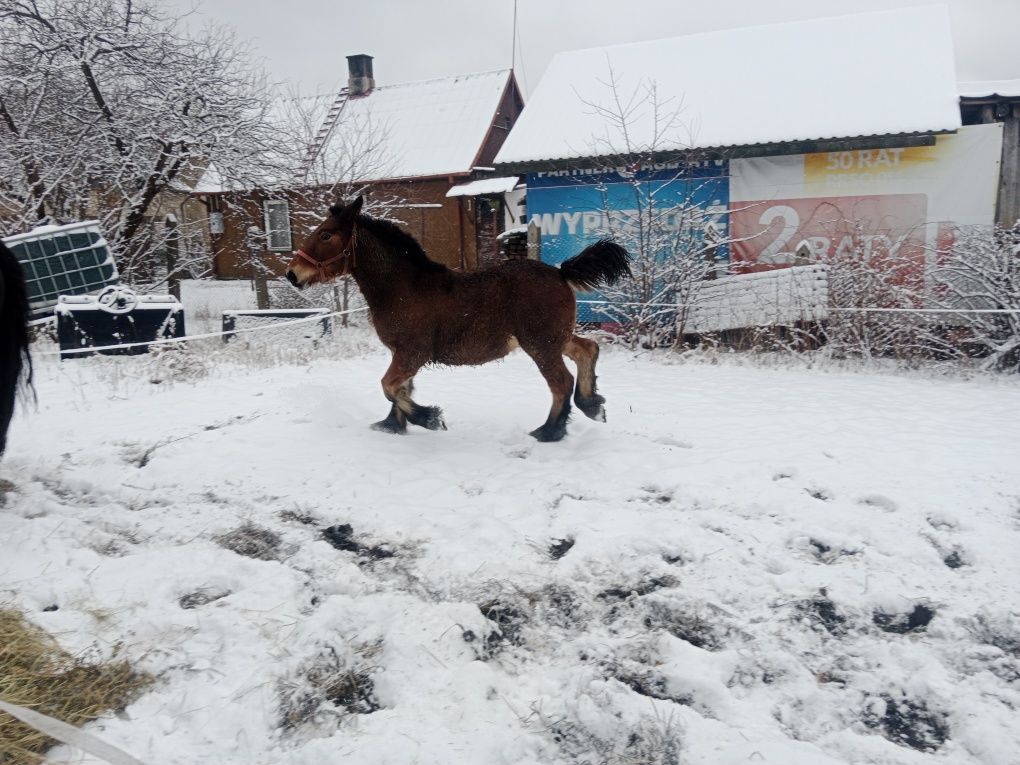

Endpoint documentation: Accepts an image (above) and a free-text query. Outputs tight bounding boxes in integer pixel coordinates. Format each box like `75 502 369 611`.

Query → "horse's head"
285 196 363 289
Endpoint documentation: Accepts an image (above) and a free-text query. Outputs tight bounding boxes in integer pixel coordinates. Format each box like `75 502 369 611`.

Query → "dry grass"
278 642 383 735
215 522 282 561
0 609 151 765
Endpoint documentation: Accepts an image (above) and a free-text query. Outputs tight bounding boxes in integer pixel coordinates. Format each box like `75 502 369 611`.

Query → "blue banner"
526 161 729 321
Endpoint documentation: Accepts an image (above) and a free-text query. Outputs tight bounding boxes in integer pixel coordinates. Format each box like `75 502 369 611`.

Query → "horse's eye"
320 231 332 241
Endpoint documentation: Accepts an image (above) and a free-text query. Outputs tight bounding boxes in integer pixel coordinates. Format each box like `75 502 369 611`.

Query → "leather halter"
294 229 356 281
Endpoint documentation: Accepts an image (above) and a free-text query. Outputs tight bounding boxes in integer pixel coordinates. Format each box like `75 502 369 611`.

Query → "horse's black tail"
559 239 631 292
0 241 33 456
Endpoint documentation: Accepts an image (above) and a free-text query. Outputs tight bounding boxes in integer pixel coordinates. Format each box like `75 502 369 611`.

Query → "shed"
496 7 961 169
494 7 1009 322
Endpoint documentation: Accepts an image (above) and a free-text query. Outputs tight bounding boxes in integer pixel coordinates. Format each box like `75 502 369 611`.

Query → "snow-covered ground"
2 337 1019 765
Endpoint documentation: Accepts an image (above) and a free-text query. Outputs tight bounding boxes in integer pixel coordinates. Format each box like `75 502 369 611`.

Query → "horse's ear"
332 196 364 232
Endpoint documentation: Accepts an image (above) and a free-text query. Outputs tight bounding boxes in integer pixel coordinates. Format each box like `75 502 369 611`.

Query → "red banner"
730 194 928 289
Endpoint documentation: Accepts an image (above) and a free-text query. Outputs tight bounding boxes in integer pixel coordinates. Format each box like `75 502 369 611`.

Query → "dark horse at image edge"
0 240 33 457
286 196 631 442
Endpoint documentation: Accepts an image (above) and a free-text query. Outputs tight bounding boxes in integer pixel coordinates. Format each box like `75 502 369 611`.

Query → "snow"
446 177 521 197
495 7 961 166
497 225 528 240
958 79 1020 98
2 339 1020 764
1 219 105 245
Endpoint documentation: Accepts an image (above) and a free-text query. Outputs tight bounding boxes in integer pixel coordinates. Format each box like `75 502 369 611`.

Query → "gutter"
495 132 948 175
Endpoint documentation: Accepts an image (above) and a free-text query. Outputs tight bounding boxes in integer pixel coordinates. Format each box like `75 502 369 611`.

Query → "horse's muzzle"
285 269 302 289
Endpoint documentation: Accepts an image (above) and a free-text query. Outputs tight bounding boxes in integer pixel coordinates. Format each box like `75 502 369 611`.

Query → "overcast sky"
168 0 1018 97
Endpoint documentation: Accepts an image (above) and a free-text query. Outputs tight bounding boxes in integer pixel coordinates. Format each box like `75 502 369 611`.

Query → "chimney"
347 54 375 96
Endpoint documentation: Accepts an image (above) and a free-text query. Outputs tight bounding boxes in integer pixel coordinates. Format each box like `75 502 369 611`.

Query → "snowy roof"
495 7 961 167
446 176 520 197
191 163 224 194
959 79 1020 98
185 70 514 193
315 69 513 181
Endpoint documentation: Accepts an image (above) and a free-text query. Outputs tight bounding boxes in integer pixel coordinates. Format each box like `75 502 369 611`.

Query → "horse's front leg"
372 356 446 434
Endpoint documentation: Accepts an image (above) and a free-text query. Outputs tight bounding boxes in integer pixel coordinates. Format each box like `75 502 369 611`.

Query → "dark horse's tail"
559 239 631 292
0 241 33 456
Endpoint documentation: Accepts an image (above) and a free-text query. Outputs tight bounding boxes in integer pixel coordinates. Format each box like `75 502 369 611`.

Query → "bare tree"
0 0 282 281
571 62 734 347
273 83 404 233
212 84 409 312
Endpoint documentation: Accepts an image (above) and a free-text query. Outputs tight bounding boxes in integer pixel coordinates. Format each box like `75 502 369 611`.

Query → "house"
192 56 524 281
493 7 1015 321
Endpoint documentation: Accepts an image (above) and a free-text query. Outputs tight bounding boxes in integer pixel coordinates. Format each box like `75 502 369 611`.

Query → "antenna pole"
511 0 518 72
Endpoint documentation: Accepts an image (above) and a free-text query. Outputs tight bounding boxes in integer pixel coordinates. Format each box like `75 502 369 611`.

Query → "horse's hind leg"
372 387 409 434
525 350 574 442
372 356 447 434
564 335 606 422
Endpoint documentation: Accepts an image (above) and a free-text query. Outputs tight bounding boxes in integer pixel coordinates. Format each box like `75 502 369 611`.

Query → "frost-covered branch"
0 0 282 281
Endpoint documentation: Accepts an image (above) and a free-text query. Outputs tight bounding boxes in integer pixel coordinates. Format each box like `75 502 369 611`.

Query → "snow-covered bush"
145 343 210 385
816 220 936 364
930 223 1020 371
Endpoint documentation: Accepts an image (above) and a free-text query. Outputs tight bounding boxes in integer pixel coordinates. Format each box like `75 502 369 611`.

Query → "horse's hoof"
575 395 606 422
529 424 567 442
409 405 446 431
370 418 406 435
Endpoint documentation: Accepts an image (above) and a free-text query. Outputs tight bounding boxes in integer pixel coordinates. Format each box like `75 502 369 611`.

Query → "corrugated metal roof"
314 69 513 181
959 79 1020 98
496 7 961 167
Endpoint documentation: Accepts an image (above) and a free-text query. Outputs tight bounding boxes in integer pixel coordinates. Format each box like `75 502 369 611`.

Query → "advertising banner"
526 161 729 320
729 123 1003 275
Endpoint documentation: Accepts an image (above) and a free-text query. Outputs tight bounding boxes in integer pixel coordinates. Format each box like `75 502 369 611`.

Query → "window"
263 199 292 251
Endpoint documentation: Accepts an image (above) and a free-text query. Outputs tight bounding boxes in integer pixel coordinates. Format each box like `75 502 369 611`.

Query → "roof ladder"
300 90 349 182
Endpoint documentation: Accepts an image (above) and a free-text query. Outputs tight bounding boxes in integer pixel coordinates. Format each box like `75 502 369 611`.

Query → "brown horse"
285 197 630 441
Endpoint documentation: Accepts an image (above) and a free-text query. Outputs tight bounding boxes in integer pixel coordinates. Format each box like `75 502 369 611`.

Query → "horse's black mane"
333 205 446 274
358 215 448 273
